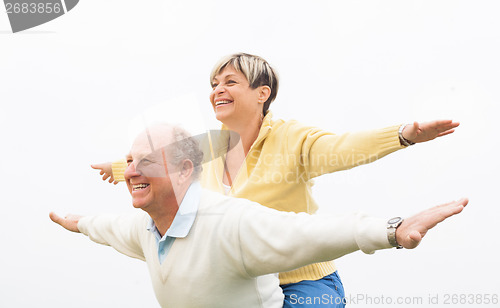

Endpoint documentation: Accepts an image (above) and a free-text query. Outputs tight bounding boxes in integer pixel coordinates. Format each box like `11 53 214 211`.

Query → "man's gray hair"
167 126 204 179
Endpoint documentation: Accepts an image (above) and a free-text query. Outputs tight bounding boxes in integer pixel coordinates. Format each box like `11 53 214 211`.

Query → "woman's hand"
402 120 460 144
91 162 118 185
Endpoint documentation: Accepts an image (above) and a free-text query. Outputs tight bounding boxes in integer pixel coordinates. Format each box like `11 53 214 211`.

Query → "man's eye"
126 159 133 165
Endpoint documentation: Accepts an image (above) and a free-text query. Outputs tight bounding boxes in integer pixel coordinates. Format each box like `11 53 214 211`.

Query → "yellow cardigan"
112 112 405 284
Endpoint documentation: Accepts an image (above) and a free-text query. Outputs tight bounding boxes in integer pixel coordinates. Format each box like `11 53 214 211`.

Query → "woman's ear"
257 86 271 104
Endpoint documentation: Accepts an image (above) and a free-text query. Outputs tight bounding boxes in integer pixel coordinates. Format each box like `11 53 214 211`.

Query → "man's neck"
147 182 191 237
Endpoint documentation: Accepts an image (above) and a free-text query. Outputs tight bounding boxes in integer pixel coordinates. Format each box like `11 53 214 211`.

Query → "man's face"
124 130 179 211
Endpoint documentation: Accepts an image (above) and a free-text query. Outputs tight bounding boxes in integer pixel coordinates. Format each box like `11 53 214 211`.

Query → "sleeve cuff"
111 159 127 182
77 216 92 235
377 124 407 152
355 216 393 254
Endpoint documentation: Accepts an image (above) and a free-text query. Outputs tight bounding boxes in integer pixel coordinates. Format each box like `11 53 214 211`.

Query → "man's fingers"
400 198 468 249
438 198 467 214
49 212 64 226
458 198 469 207
448 199 467 215
428 198 468 228
435 198 468 209
50 213 82 233
450 198 468 210
444 121 460 129
407 231 422 249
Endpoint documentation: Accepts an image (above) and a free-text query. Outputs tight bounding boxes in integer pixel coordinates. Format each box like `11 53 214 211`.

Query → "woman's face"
209 66 263 127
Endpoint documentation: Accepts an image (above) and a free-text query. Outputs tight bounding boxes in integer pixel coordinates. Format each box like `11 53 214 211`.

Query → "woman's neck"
226 116 262 155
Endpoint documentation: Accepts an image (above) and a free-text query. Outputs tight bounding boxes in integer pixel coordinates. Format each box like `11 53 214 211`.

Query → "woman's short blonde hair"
210 53 279 115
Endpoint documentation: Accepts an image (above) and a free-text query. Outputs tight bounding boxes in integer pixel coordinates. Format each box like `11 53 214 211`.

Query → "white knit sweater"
78 189 392 308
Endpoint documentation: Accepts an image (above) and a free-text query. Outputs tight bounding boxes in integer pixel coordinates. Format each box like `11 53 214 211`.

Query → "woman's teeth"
216 100 232 106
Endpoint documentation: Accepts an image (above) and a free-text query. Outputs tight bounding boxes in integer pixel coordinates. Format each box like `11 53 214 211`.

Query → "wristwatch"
398 124 415 146
387 217 404 249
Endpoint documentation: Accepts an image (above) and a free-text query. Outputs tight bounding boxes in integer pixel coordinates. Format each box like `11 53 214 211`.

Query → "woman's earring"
258 100 264 122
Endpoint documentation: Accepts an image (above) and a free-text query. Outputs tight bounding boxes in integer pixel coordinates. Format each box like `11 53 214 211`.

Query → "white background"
1 1 499 307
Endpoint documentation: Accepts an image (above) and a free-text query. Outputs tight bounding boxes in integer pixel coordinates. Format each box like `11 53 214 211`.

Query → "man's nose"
124 161 140 179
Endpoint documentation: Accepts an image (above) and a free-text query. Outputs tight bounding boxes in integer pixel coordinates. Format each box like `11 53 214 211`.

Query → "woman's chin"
215 110 230 122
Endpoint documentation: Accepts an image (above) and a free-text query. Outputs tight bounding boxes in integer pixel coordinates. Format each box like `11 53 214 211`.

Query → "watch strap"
398 124 415 146
387 217 404 249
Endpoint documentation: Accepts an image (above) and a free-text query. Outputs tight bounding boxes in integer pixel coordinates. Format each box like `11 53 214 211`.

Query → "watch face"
388 217 402 224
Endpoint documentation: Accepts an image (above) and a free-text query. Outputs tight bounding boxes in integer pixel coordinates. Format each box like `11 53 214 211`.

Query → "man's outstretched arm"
49 211 146 261
237 197 469 277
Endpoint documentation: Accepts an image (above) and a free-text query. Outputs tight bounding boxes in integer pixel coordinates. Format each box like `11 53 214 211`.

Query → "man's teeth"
133 184 150 191
216 100 232 106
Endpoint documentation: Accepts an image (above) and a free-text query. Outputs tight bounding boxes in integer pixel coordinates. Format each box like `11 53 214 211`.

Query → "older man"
50 124 468 308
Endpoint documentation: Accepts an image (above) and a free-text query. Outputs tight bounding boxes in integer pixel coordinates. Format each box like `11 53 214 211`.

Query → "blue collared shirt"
146 181 201 264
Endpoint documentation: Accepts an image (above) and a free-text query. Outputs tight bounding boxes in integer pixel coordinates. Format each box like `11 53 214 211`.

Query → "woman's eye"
227 80 236 84
211 83 218 89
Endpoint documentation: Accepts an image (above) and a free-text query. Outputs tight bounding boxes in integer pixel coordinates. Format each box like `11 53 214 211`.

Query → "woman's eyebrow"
214 73 239 81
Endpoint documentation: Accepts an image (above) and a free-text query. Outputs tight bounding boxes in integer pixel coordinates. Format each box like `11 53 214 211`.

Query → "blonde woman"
93 53 459 307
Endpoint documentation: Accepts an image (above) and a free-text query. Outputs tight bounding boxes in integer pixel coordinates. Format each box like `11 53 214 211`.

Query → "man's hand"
402 120 460 144
396 198 468 249
49 212 83 233
91 162 118 185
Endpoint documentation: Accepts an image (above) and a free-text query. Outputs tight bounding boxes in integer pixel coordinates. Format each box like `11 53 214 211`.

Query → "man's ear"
257 86 271 105
178 159 194 183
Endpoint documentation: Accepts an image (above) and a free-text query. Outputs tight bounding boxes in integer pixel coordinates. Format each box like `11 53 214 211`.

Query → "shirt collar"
146 181 201 240
255 111 273 144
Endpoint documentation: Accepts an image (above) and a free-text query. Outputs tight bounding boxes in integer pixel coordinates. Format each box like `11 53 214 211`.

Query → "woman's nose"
214 83 225 94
